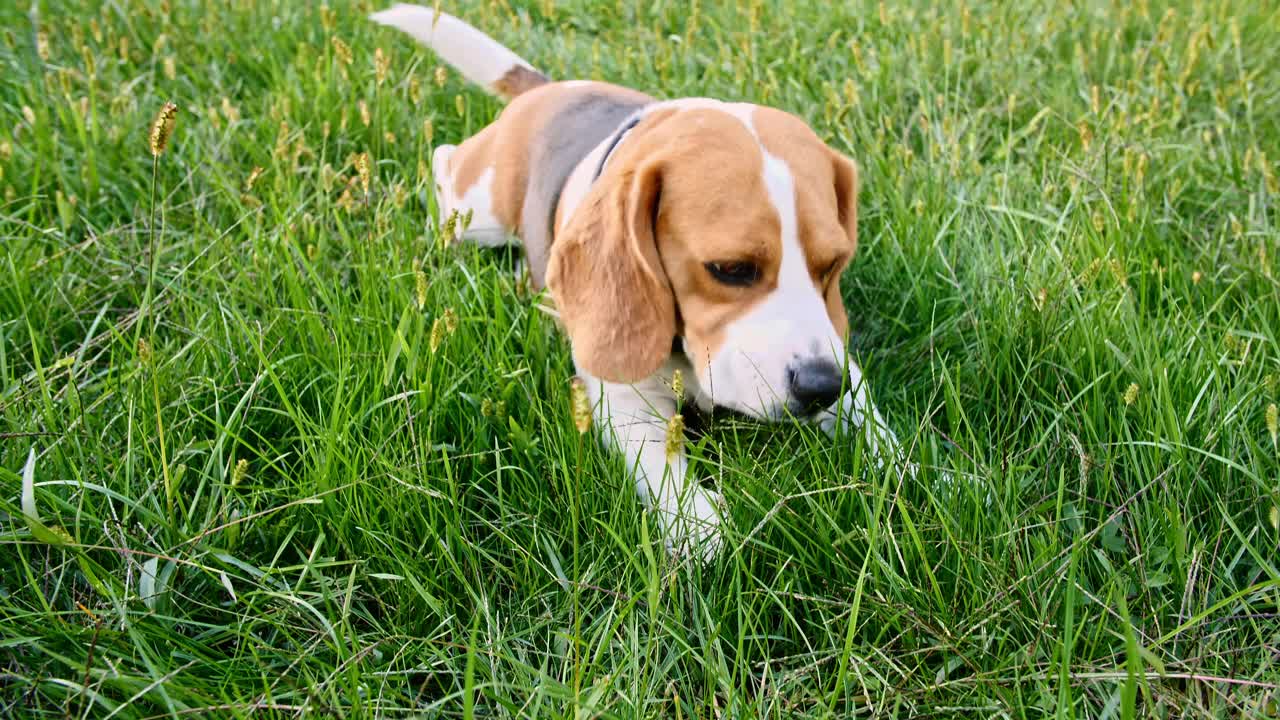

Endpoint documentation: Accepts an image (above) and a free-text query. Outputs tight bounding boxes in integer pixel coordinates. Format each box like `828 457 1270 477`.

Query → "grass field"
2 0 1279 716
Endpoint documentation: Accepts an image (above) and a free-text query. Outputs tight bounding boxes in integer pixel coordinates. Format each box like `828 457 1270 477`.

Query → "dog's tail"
370 4 549 101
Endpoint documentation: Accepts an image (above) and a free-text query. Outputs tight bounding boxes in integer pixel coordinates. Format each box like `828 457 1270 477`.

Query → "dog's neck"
592 112 644 181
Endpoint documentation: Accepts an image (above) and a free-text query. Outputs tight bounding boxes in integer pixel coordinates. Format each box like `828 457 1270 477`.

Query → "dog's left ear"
825 149 859 340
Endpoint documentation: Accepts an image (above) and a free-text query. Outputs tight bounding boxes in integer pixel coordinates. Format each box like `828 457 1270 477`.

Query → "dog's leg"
580 370 723 558
813 355 910 472
432 144 514 247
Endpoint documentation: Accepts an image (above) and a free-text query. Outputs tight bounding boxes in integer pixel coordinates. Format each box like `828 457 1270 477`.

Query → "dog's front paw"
658 485 724 561
818 393 914 474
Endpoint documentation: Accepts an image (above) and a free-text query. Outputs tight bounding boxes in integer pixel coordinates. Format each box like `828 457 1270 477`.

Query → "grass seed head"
244 166 264 191
354 152 371 194
570 378 591 434
665 414 685 458
1267 403 1278 447
1123 383 1139 406
429 308 458 352
220 97 240 123
1108 258 1127 287
231 458 248 487
1077 119 1093 150
374 47 389 85
337 187 356 212
272 121 290 160
331 36 352 65
415 269 428 310
440 209 459 245
429 317 447 352
148 101 178 156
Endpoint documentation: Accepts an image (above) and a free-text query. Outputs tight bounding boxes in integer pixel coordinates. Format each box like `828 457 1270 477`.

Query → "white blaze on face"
698 114 845 418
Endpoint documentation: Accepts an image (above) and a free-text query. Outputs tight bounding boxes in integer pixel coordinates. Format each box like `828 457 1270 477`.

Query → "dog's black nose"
787 359 843 414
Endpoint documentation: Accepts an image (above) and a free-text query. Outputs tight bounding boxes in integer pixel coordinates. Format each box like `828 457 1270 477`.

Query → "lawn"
2 0 1279 716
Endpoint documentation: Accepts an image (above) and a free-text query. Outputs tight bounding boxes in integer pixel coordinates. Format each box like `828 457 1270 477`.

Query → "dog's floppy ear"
830 150 859 251
547 131 675 384
825 149 860 341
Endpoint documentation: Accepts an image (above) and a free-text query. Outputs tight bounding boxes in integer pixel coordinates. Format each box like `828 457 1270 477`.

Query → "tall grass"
1 0 1278 716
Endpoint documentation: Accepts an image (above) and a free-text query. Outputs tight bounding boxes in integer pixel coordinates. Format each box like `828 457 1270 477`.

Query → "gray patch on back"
522 93 649 287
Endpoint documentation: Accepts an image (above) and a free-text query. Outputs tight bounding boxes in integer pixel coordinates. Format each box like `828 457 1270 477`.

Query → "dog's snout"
787 359 843 414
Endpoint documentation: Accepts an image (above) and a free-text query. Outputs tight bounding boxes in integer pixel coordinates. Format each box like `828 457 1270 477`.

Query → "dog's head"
547 101 859 419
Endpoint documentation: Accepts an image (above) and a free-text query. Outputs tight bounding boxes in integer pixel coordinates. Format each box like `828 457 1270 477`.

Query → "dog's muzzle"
787 358 843 415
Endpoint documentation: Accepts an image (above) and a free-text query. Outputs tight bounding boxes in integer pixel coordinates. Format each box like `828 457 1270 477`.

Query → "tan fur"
548 108 786 382
754 107 860 340
647 109 780 378
375 6 905 556
546 108 679 383
440 89 860 381
444 82 651 240
490 65 549 100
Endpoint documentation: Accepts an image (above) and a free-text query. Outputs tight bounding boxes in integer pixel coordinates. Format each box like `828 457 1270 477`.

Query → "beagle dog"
372 4 908 557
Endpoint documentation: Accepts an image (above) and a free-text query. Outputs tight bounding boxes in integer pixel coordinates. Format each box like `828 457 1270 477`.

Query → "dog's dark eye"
705 261 760 287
